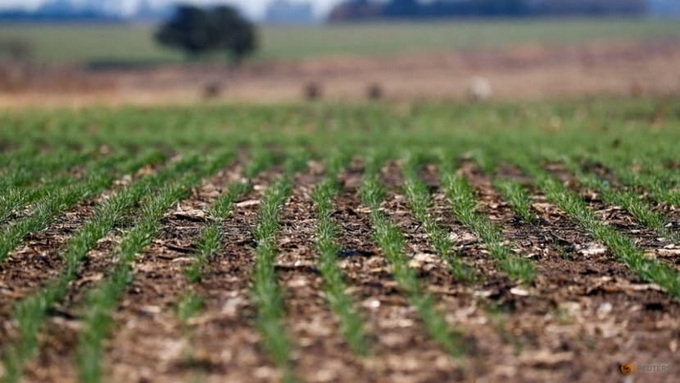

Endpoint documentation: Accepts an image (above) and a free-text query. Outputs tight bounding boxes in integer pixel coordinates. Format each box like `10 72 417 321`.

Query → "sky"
0 0 347 19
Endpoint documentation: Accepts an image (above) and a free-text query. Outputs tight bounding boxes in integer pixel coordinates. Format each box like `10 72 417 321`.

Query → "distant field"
0 18 679 64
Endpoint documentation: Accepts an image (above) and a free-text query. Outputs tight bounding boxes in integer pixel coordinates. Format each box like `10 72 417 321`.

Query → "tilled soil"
1 160 679 383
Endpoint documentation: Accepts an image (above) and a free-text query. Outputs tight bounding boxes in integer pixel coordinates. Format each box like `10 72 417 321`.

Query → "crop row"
1 152 230 383
75 152 232 383
0 152 162 263
310 151 368 355
248 150 309 381
360 154 464 357
514 154 680 298
401 155 477 282
1 145 679 381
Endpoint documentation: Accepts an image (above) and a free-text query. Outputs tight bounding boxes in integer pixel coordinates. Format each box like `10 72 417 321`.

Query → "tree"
155 4 257 62
210 6 257 62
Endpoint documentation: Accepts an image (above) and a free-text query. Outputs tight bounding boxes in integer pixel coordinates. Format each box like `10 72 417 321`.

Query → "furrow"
400 155 479 283
360 155 466 365
0 153 154 264
186 166 278 382
71 153 231 383
105 158 240 383
331 179 462 381
512 155 680 299
555 161 680 272
482 162 680 382
438 158 535 284
0 152 165 312
310 152 371 357
278 160 371 381
1 152 186 383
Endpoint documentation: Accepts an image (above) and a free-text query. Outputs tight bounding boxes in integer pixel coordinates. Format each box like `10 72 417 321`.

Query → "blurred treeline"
329 0 647 21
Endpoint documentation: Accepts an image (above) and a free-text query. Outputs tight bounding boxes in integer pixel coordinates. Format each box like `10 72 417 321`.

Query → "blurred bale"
629 80 644 98
304 82 322 100
467 76 492 102
367 82 383 100
203 82 222 99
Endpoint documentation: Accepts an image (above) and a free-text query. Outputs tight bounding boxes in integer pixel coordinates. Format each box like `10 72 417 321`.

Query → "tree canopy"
155 4 257 62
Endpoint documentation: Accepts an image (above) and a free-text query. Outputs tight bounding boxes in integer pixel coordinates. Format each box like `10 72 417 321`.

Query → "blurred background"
0 0 679 108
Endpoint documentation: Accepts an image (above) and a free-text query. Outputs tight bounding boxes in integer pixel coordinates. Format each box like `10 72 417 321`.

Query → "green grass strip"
0 151 179 383
440 173 534 285
562 159 677 242
493 178 538 224
310 154 369 356
593 155 679 207
243 149 278 179
0 149 88 193
176 293 204 325
176 152 276 378
0 150 103 225
250 152 308 382
514 156 680 299
0 178 71 225
401 157 478 283
0 153 153 263
184 181 252 283
360 168 463 357
74 152 231 383
640 162 680 207
251 177 294 380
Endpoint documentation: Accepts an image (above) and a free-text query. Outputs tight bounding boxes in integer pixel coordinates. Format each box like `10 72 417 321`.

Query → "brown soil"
1 40 680 109
463 161 679 382
1 159 679 382
543 162 680 272
0 171 138 347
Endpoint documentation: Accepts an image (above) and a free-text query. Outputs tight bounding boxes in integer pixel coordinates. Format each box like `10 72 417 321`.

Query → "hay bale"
629 80 644 98
467 76 492 102
367 83 383 100
202 82 222 99
304 82 322 100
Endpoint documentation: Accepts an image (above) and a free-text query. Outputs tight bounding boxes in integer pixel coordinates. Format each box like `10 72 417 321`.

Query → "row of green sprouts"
0 153 162 262
1 146 679 383
474 139 680 298
401 155 478 282
1 151 232 383
512 154 680 298
360 152 465 357
75 152 232 383
3 151 181 383
248 150 309 382
310 152 369 355
0 150 91 225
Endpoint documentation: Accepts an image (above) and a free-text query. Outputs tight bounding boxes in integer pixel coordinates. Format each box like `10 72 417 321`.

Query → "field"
1 19 679 64
1 19 679 110
0 97 678 382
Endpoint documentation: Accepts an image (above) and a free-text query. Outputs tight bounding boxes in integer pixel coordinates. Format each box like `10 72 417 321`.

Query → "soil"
1 40 680 109
0 159 679 383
